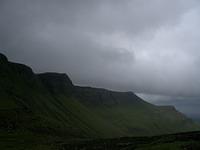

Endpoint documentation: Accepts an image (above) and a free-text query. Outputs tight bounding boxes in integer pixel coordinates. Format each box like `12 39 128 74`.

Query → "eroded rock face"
74 86 145 106
38 73 74 95
0 53 8 63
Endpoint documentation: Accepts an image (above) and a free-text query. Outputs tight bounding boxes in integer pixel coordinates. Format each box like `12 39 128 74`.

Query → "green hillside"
74 87 199 136
0 53 199 149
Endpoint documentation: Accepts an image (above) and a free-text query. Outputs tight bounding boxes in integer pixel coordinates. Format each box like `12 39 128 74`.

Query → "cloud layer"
1 0 200 98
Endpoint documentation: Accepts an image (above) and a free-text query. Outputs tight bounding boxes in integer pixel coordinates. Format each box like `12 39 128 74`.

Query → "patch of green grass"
136 141 200 150
0 131 61 150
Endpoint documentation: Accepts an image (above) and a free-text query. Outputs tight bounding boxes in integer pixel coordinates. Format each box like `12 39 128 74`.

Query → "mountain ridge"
0 52 199 141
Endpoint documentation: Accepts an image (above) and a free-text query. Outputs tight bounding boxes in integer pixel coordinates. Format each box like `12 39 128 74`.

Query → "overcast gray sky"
0 0 200 117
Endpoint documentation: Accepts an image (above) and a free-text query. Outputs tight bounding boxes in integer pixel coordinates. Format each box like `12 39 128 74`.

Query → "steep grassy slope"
74 87 199 136
0 54 123 138
0 52 199 149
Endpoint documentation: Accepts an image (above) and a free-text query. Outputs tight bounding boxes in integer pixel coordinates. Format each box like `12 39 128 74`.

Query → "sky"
0 0 200 118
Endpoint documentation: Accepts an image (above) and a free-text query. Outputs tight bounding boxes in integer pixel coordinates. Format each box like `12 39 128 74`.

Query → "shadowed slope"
0 52 199 145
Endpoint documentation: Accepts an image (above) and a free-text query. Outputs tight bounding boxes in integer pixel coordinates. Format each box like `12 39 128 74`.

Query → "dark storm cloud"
1 0 200 98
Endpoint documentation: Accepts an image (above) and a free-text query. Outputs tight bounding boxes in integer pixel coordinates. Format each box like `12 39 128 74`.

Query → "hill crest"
0 52 199 139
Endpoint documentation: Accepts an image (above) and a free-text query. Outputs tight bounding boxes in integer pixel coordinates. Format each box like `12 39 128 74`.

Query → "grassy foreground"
1 130 200 150
63 131 200 150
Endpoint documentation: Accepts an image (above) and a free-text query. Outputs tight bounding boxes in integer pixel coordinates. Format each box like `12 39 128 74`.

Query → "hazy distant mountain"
0 53 199 149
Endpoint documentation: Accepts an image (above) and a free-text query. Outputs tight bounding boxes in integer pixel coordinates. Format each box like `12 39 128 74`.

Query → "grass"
62 131 200 150
0 130 61 150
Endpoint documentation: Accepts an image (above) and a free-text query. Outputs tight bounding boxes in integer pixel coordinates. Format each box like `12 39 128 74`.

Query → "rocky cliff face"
38 73 74 95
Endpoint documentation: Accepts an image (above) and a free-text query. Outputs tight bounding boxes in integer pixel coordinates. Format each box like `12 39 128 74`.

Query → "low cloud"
1 0 200 98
